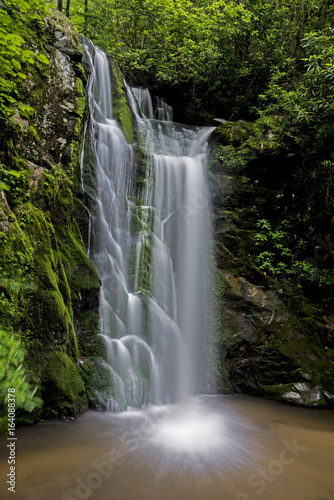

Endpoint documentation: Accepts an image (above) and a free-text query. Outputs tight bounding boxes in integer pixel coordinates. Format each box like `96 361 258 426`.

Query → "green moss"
130 204 144 233
40 351 87 417
0 168 31 208
211 117 286 154
78 358 126 410
108 56 134 144
113 93 134 144
27 125 41 143
76 62 87 82
0 6 104 423
70 75 87 178
75 78 86 121
212 145 250 175
216 271 334 406
77 309 101 354
14 158 28 171
138 237 152 295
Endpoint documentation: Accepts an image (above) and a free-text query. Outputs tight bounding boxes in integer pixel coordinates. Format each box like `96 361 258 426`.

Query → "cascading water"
83 40 216 410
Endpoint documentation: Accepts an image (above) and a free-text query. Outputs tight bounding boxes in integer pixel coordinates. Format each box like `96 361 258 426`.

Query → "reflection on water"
0 395 334 500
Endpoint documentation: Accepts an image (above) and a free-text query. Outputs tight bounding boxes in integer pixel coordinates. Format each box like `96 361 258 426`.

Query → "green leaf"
18 103 34 116
8 170 21 178
36 53 49 65
0 181 9 190
11 59 21 70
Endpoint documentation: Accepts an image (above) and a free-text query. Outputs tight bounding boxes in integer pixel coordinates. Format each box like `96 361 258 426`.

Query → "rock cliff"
209 119 334 408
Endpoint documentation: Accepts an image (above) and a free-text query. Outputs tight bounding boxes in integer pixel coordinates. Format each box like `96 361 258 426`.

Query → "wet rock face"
215 270 332 408
54 30 82 57
24 16 84 172
226 341 299 388
210 120 334 408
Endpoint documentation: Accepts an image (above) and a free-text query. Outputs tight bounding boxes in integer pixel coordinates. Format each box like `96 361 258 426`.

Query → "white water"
83 40 215 409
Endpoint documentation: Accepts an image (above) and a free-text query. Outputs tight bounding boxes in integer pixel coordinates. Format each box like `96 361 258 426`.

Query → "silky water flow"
83 39 216 413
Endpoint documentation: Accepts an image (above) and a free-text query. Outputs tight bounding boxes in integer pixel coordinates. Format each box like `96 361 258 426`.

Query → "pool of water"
1 395 334 500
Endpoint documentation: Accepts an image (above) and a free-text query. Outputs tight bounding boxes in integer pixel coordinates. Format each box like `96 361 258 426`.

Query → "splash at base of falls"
142 397 232 457
151 399 226 453
113 395 251 472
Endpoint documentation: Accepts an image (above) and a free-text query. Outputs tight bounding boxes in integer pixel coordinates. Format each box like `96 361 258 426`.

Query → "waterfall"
83 40 215 409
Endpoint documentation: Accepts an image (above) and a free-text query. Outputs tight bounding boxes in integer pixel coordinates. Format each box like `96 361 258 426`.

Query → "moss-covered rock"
107 54 134 144
0 10 101 422
214 271 334 406
78 357 126 411
210 118 334 408
40 352 87 417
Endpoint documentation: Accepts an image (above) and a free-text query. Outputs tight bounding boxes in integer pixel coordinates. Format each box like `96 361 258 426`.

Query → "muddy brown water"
1 395 334 500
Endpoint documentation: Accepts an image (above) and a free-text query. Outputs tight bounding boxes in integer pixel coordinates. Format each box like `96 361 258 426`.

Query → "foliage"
255 218 293 276
0 327 42 432
0 0 50 120
258 27 334 150
0 164 30 206
289 262 334 287
70 0 253 86
255 219 334 309
67 0 333 124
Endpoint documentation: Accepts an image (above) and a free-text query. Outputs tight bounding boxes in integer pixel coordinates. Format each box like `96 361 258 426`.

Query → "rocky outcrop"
0 11 100 420
210 119 334 408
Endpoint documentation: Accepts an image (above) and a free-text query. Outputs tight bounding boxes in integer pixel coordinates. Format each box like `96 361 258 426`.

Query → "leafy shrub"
0 327 42 432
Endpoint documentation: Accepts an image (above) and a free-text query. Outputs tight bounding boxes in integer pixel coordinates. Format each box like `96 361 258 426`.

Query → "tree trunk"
66 0 70 17
84 0 88 36
57 0 63 12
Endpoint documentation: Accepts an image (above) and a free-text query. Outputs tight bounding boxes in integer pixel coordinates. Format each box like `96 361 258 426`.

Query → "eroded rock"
54 30 82 57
